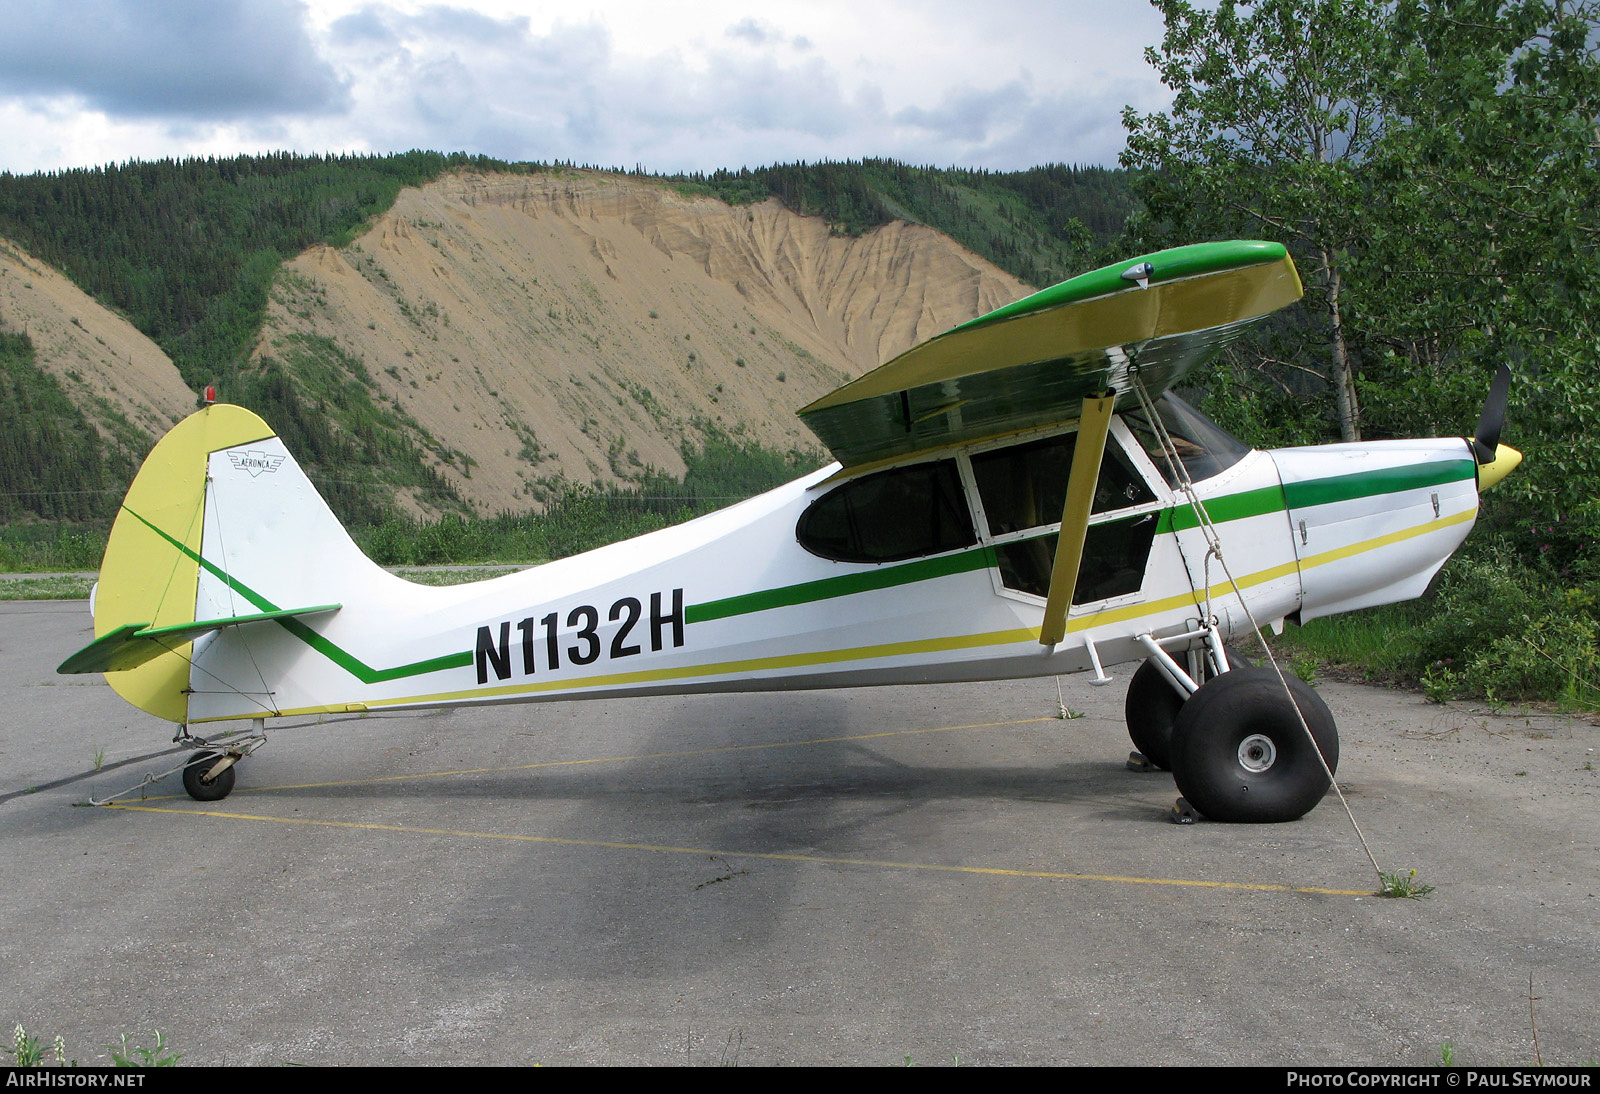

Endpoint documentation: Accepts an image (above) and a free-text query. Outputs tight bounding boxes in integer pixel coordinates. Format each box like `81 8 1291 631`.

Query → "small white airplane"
59 240 1520 822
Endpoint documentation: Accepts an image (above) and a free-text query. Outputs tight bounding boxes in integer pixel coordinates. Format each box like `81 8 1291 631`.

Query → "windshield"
1121 393 1251 487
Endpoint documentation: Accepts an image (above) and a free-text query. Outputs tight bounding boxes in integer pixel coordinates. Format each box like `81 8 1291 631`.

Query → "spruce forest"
0 0 1597 704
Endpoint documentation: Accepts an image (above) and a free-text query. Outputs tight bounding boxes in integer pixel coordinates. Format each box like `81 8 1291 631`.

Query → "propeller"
1472 363 1512 465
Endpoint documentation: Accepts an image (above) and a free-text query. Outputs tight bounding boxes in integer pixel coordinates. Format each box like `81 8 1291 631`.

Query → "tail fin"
65 403 379 724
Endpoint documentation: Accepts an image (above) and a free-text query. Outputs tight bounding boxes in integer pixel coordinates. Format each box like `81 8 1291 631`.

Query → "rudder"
91 404 277 723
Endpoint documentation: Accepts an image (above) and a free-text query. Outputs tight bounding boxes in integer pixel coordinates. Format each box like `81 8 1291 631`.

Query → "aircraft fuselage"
180 407 1479 725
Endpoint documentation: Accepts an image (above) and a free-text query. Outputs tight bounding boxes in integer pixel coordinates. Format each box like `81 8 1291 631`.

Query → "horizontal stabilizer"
58 605 340 675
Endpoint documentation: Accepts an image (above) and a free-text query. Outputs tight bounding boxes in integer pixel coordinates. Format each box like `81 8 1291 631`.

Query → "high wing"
797 240 1303 471
798 239 1305 646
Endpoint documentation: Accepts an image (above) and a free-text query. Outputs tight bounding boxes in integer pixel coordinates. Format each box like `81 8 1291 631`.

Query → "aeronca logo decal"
228 450 286 477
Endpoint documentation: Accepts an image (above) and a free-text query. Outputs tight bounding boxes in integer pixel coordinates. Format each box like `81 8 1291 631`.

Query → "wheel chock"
1126 751 1157 772
1169 797 1202 824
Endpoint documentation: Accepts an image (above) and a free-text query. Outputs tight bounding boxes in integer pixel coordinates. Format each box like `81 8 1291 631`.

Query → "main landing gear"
1123 633 1338 823
1124 644 1251 770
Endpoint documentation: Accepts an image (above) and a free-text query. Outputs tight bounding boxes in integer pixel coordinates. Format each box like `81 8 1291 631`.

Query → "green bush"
0 525 108 573
1468 612 1600 703
1275 541 1600 707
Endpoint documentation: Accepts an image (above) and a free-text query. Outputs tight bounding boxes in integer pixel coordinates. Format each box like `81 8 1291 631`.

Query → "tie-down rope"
1129 373 1384 884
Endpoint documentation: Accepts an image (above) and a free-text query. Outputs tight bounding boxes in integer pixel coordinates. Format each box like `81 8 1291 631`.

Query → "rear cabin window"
970 431 1159 605
797 459 977 563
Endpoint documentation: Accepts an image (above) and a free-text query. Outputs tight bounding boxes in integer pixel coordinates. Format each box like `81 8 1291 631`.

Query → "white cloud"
724 17 812 51
0 0 1172 173
0 0 347 120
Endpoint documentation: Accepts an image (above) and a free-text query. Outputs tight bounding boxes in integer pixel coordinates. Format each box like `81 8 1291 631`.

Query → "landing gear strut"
173 719 266 803
1123 643 1250 770
87 721 265 806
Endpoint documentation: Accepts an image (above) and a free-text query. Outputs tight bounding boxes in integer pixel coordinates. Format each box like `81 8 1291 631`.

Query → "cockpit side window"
797 459 976 563
970 428 1160 605
969 432 1154 537
1122 392 1250 487
987 517 1160 602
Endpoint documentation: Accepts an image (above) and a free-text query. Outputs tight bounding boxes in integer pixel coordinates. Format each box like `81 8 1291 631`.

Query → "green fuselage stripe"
1155 459 1474 535
127 454 1475 690
686 546 997 624
126 507 472 684
1281 459 1475 510
1156 485 1286 534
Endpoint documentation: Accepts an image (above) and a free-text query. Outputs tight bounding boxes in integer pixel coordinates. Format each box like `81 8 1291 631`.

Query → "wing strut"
1038 393 1115 646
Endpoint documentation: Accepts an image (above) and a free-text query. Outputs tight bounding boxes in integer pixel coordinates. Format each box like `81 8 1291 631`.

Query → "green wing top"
798 240 1303 469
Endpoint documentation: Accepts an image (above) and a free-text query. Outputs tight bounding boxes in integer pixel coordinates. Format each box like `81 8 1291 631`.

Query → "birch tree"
1122 0 1389 442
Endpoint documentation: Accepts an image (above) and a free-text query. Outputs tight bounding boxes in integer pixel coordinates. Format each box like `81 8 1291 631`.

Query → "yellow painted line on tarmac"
101 801 1371 896
131 715 1060 800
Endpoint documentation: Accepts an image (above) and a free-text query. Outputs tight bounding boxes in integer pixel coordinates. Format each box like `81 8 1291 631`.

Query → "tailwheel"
182 751 237 802
1124 647 1251 770
1168 666 1338 823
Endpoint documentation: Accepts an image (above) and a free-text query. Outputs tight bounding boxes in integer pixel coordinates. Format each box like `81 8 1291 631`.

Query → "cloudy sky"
0 0 1174 176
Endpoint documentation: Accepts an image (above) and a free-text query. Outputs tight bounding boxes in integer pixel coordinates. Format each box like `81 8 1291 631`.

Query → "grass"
901 1053 963 1066
0 576 94 600
109 1030 180 1067
1266 609 1408 677
1378 868 1436 899
8 1026 61 1067
0 525 107 572
391 567 524 586
7 1025 179 1067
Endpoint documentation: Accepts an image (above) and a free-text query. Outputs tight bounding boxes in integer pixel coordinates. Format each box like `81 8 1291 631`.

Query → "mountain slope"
0 237 194 446
257 169 1032 514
